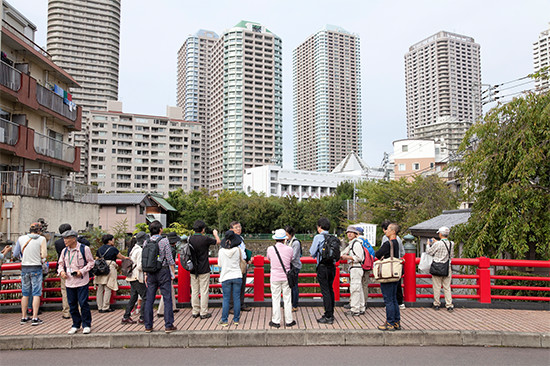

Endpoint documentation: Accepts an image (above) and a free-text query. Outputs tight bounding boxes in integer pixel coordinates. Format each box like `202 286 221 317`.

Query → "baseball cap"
437 226 450 236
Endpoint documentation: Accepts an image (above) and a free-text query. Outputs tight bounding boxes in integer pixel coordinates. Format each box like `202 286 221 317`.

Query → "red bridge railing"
1 254 549 306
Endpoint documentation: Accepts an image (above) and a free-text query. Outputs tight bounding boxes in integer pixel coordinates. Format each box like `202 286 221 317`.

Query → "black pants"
396 278 404 305
123 280 146 319
230 270 247 310
317 264 335 318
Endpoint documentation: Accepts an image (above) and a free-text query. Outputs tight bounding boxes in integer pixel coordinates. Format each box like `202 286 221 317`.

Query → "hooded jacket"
218 246 242 283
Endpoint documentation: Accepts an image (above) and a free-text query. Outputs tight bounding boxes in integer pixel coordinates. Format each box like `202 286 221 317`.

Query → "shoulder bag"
373 239 403 283
429 239 451 277
273 245 298 288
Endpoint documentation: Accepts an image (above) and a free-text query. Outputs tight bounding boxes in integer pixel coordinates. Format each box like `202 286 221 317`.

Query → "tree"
452 92 550 260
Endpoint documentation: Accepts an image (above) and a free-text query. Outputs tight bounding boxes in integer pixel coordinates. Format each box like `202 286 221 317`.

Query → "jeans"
124 280 147 319
317 264 335 318
144 267 174 329
67 285 92 328
229 271 247 310
380 281 400 325
396 278 404 305
291 281 299 309
222 278 242 323
21 266 43 297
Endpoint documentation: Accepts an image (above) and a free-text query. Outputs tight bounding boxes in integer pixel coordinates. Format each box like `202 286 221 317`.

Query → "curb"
1 330 548 350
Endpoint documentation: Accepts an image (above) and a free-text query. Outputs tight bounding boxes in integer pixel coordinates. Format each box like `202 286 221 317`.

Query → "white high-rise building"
293 25 362 172
405 31 481 151
47 0 121 183
533 26 550 92
178 21 283 192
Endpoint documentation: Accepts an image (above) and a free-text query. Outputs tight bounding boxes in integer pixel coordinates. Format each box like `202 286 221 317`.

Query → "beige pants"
270 280 292 324
191 273 210 316
158 280 176 314
362 269 371 307
350 267 365 313
61 276 70 317
96 284 112 310
432 273 453 307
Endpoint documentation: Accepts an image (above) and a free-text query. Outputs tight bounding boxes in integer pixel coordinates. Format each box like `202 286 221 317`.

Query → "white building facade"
533 26 550 92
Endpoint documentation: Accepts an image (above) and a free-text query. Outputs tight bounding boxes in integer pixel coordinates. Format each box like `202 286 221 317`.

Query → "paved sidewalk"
1 306 549 349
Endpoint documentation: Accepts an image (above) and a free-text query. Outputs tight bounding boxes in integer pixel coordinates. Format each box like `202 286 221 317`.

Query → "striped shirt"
426 239 454 263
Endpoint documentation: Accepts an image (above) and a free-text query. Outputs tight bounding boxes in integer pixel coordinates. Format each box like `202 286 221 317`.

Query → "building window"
398 164 406 171
116 206 127 214
413 163 420 170
402 145 408 152
140 206 144 215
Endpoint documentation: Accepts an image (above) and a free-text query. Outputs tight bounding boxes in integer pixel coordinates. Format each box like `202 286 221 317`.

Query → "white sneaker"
83 327 91 334
399 304 406 310
68 327 78 334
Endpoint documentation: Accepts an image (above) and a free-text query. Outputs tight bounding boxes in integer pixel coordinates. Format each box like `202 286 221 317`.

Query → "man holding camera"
57 230 95 334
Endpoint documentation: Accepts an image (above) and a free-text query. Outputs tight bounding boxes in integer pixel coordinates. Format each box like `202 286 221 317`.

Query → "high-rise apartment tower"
533 25 550 92
405 31 481 152
293 25 362 172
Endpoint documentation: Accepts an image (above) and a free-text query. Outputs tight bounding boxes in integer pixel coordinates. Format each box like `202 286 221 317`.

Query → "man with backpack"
142 220 177 333
340 226 365 316
309 217 340 324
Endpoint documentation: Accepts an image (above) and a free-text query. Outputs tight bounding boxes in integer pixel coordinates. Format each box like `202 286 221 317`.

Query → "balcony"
0 117 19 146
0 61 21 91
33 132 76 163
35 84 78 122
0 171 97 204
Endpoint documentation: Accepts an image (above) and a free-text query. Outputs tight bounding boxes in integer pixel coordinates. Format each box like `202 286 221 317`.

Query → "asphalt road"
1 346 549 366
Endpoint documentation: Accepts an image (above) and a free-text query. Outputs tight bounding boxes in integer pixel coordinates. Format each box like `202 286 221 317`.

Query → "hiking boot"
121 317 137 324
31 318 43 326
343 303 351 309
378 322 395 331
241 305 252 312
62 315 71 319
358 310 365 315
344 310 361 316
20 317 31 325
269 321 281 328
165 326 177 333
317 316 334 324
393 321 402 330
200 313 212 319
285 320 296 327
447 306 454 312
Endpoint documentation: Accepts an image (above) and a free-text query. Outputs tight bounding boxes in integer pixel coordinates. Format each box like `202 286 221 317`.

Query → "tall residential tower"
533 25 550 92
293 25 362 172
405 31 481 152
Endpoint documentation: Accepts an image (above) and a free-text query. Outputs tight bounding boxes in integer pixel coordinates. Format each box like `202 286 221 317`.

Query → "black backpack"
141 237 163 273
319 234 341 265
92 247 112 276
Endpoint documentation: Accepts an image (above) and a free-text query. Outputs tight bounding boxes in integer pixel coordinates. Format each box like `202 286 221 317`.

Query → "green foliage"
81 226 108 254
162 222 194 237
452 92 550 260
493 270 549 301
133 223 149 234
110 218 129 247
335 181 355 200
355 175 459 239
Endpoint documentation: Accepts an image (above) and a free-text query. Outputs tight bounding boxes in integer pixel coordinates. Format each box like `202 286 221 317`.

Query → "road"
1 346 548 366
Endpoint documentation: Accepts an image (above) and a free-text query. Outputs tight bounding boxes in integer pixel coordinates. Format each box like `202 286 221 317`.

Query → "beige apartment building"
1 2 98 239
405 31 481 152
178 21 283 192
533 26 550 92
293 25 362 172
392 139 448 181
88 101 202 196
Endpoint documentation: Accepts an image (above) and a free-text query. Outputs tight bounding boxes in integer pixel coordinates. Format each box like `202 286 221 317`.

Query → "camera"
71 271 78 276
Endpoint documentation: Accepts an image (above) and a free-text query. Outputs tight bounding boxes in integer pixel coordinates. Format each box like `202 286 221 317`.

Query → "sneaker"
358 310 365 315
344 310 361 316
31 318 43 326
20 317 31 325
218 321 229 327
121 317 137 324
343 303 351 309
62 315 71 319
200 313 212 320
144 328 153 333
173 309 180 313
447 307 454 312
378 322 395 331
241 305 252 312
83 327 91 334
399 304 406 310
433 305 440 311
157 313 164 318
317 316 334 324
393 321 402 330
138 318 145 324
191 313 200 319
68 327 79 334
285 320 296 327
165 326 177 333
292 307 298 312
269 321 281 328
233 321 239 326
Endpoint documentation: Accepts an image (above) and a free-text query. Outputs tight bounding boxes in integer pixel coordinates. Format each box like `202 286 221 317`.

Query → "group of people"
4 216 454 334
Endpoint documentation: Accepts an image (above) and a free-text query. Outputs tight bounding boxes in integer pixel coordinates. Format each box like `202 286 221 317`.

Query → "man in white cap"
426 226 454 312
266 229 295 328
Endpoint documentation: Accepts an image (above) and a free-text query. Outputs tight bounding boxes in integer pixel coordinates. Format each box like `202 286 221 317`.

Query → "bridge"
1 253 548 349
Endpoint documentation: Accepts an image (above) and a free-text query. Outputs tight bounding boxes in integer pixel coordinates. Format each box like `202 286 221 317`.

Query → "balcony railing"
0 60 21 91
0 117 19 146
33 131 76 163
35 84 77 121
0 171 98 204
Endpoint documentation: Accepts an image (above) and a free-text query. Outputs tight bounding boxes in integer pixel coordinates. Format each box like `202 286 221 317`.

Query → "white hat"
437 226 450 236
272 229 288 240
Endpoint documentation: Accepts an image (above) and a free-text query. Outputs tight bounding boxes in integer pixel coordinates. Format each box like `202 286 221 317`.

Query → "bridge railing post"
403 234 417 303
177 253 191 303
253 255 265 301
477 256 491 304
333 262 341 302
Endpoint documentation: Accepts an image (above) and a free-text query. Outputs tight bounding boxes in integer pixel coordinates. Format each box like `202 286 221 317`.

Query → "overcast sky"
9 0 550 169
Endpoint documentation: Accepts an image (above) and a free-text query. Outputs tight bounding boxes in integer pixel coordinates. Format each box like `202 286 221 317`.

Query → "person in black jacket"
375 223 401 331
54 223 90 319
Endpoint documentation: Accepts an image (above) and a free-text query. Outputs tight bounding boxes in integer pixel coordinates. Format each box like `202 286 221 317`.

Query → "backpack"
63 243 88 267
120 257 135 277
319 234 341 265
92 246 112 276
360 238 375 270
179 240 194 272
141 237 163 273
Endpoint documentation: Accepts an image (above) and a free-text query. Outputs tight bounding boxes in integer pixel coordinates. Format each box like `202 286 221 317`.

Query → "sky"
8 0 550 169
